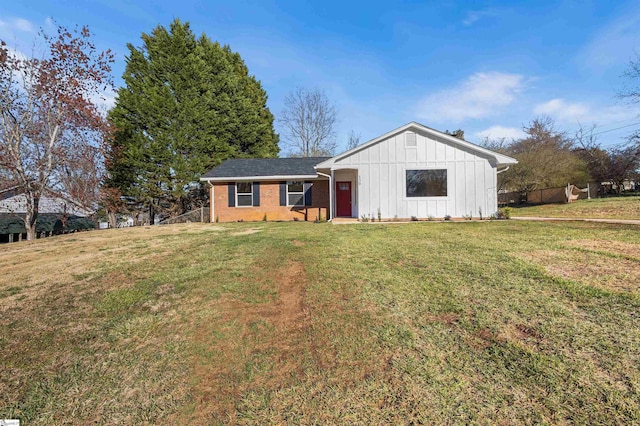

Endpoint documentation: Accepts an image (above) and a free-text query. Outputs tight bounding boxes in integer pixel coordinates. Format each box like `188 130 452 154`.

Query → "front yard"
1 220 639 424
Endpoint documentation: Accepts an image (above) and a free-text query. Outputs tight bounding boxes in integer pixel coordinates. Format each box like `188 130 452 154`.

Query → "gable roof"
201 157 331 181
315 122 518 169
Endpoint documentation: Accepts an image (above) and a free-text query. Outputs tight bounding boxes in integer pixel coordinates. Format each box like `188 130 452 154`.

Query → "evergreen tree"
107 19 278 220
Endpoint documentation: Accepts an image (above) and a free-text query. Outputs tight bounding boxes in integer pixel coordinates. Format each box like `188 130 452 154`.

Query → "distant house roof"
0 213 95 234
0 186 94 216
201 157 331 181
0 186 21 201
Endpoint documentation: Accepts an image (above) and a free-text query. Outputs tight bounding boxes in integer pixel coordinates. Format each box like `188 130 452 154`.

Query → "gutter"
200 174 318 182
497 166 510 174
316 171 333 221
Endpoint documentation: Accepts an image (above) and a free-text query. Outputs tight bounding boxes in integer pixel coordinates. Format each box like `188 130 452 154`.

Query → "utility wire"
591 121 640 136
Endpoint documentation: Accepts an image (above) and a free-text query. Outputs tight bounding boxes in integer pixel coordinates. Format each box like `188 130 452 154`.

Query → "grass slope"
1 221 639 424
512 195 640 219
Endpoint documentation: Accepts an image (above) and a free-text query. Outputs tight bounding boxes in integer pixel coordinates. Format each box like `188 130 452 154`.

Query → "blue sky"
2 0 640 152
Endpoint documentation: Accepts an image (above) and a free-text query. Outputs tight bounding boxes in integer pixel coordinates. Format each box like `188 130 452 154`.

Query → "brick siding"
211 180 329 222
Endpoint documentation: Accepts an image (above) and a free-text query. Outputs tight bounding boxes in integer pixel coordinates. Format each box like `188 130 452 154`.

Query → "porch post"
208 181 215 223
330 169 334 220
316 171 333 221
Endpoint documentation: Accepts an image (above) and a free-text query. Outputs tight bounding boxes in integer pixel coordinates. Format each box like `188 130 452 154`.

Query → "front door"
336 181 352 217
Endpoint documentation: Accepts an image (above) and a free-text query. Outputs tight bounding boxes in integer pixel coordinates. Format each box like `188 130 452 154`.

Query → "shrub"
498 207 512 219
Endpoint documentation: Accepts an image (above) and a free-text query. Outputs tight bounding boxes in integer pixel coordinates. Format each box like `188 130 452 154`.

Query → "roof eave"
200 174 323 182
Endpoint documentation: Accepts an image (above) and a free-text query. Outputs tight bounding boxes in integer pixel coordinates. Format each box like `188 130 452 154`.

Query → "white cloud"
13 18 34 32
476 125 524 141
89 87 117 112
462 10 496 26
0 17 35 34
533 98 590 122
416 72 526 123
580 6 640 70
532 98 640 129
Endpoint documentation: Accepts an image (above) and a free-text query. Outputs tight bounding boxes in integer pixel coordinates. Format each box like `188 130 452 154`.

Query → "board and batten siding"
333 131 498 219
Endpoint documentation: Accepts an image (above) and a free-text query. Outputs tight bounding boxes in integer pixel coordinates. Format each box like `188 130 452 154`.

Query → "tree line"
483 115 640 195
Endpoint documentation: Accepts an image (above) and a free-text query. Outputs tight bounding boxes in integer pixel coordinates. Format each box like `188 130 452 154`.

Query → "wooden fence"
499 184 591 206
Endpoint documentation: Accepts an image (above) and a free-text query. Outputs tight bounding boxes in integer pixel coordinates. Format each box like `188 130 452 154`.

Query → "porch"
317 167 359 219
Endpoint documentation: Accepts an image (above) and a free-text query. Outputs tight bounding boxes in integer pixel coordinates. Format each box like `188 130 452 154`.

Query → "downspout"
316 171 333 221
207 180 215 223
495 166 510 214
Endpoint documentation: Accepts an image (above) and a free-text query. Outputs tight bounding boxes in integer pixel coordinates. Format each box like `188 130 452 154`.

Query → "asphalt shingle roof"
202 157 331 179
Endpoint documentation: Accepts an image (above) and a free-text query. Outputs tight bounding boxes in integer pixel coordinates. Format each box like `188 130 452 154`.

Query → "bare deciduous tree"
619 52 640 156
279 87 337 157
0 25 114 240
497 117 589 192
346 129 361 150
575 123 640 194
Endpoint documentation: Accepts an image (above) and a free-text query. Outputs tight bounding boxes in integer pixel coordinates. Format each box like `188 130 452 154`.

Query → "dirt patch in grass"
520 249 640 293
190 261 309 422
231 228 261 236
565 239 640 260
498 323 544 349
426 311 461 325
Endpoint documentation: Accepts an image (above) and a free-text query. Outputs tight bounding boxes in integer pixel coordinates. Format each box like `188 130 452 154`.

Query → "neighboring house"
0 186 95 242
201 122 518 222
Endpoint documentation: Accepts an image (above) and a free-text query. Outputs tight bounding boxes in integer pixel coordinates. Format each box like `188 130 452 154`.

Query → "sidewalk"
511 216 640 225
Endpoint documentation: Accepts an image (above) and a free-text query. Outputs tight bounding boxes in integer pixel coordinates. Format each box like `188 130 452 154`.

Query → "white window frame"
236 181 253 207
403 167 450 200
286 181 305 207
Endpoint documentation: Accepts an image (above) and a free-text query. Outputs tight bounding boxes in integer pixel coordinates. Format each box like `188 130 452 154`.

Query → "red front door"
336 181 352 217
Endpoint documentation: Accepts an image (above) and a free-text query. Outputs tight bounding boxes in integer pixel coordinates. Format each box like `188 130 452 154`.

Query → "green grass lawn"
1 221 639 424
511 195 640 220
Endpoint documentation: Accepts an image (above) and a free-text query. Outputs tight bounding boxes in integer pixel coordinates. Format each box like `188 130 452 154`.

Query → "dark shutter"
304 182 312 206
252 182 260 206
228 183 235 207
279 182 286 206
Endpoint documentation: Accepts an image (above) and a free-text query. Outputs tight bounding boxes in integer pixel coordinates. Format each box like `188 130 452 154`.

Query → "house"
200 122 518 222
0 186 95 242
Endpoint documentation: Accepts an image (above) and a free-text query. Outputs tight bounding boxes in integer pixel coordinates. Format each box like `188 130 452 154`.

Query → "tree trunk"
24 195 40 241
108 210 117 228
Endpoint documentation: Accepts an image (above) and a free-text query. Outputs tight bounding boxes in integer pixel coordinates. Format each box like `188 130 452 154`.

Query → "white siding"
333 130 498 219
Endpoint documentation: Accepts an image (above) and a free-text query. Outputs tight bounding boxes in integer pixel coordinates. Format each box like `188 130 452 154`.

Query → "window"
287 181 305 206
406 169 447 197
236 182 253 206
